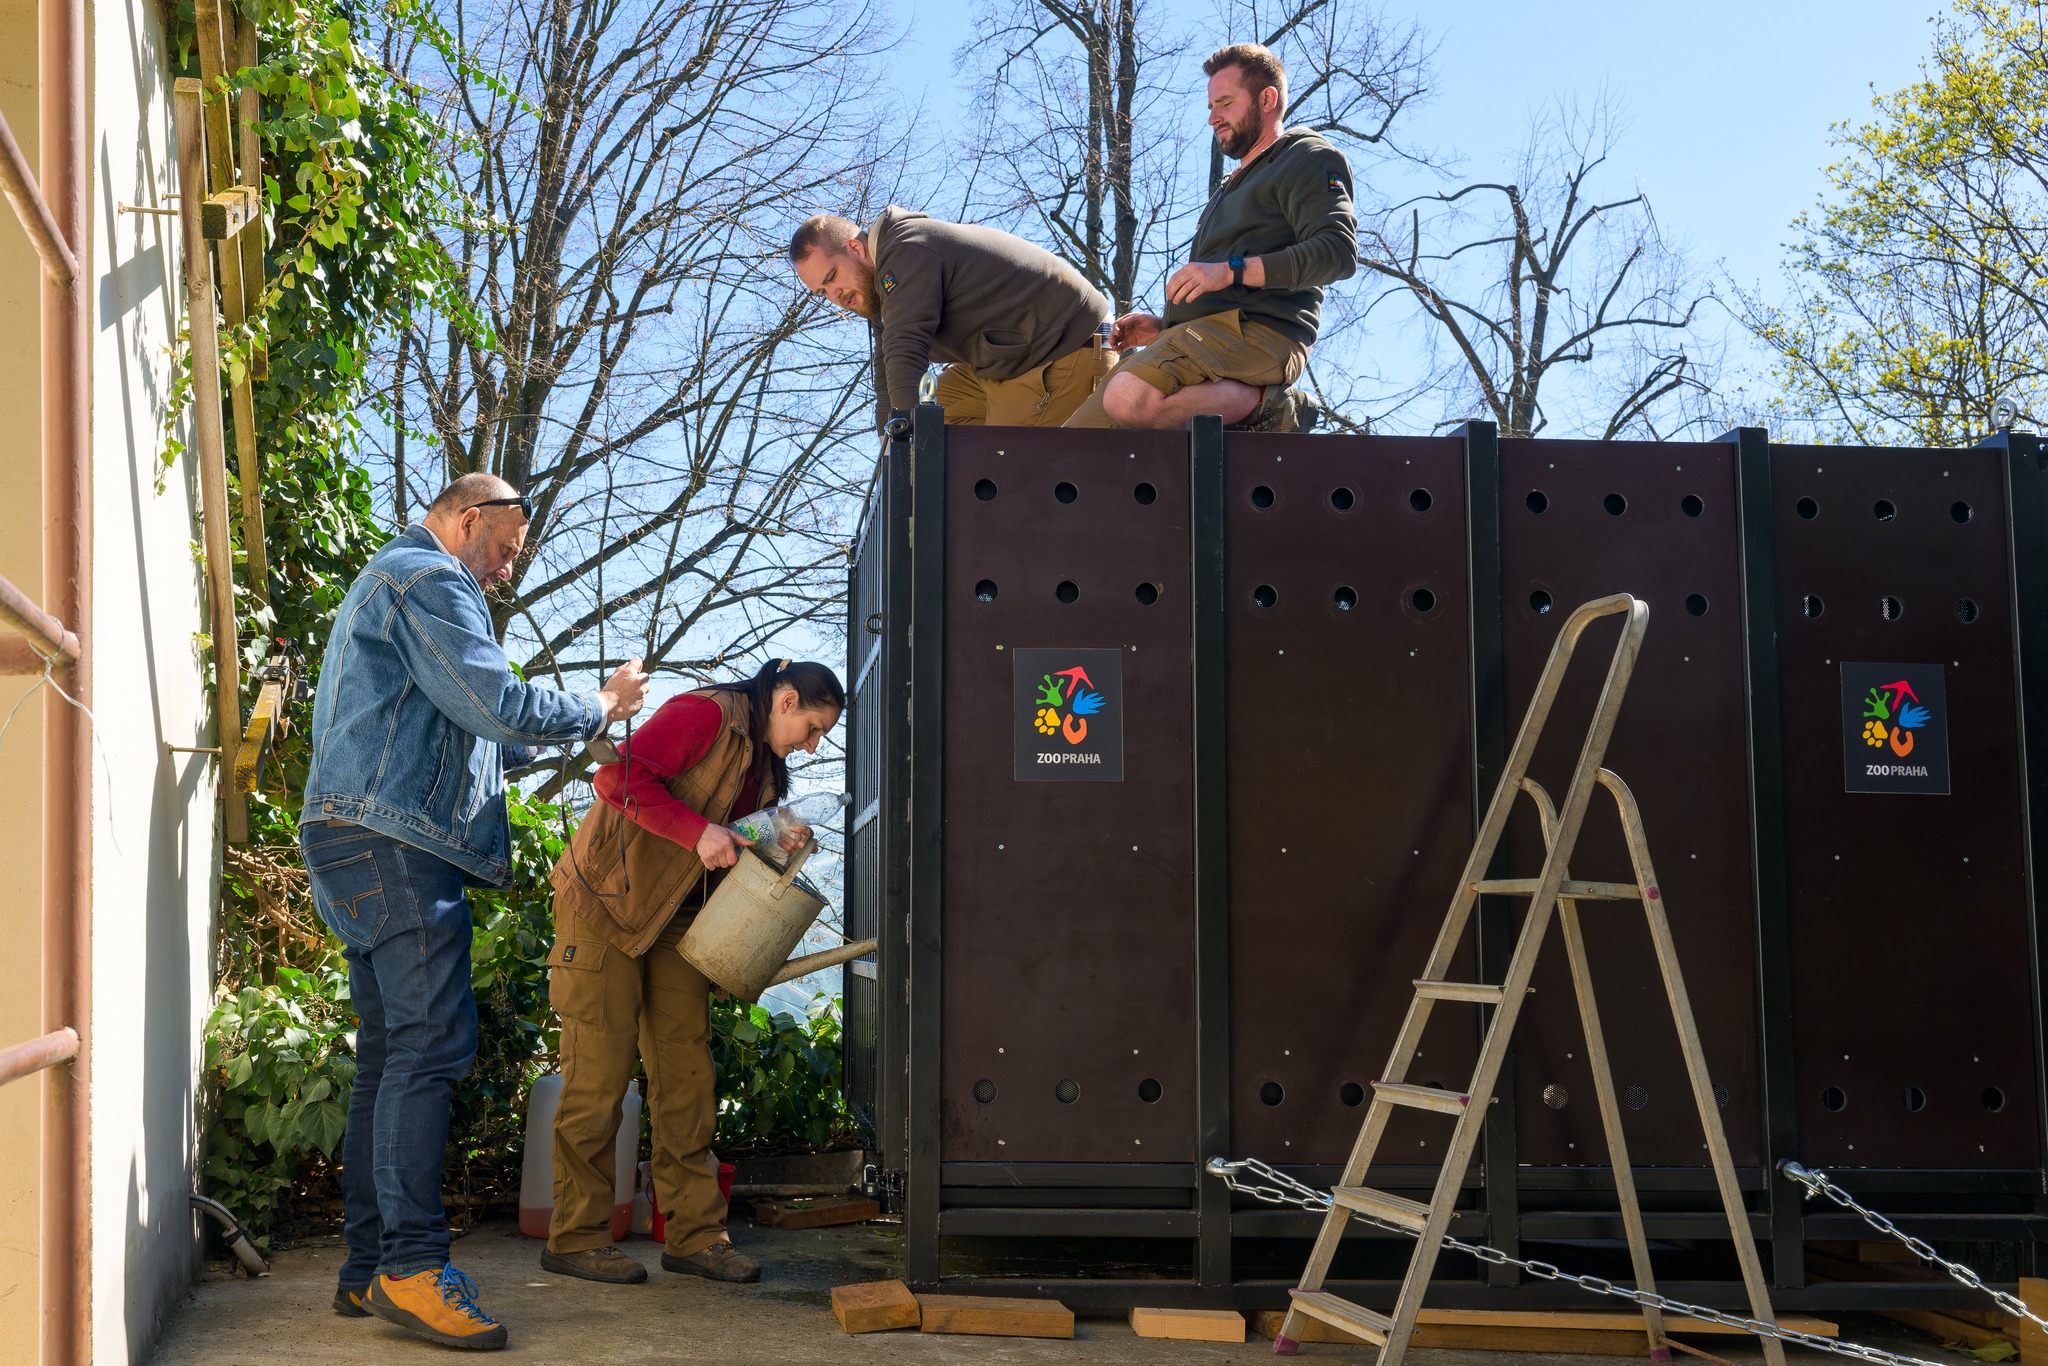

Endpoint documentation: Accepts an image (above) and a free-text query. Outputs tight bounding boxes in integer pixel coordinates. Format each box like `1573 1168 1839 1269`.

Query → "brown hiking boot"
661 1239 761 1283
541 1245 648 1284
1232 383 1320 434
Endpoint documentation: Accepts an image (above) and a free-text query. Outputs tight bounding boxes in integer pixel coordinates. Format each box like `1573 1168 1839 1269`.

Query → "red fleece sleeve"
589 693 722 850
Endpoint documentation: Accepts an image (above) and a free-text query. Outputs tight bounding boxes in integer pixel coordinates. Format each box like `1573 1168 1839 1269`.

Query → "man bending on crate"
300 473 648 1351
1064 43 1356 433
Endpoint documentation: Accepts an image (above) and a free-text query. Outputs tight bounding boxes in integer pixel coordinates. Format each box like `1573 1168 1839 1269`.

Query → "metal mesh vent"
1054 1078 1079 1104
973 1079 996 1105
1542 1083 1569 1110
1623 1084 1649 1111
1714 1083 1729 1108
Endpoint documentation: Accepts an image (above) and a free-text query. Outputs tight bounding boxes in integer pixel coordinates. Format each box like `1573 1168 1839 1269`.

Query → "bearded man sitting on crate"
540 658 845 1287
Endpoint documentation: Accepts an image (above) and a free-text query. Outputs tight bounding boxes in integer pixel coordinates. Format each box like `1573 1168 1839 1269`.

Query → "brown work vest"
548 688 776 958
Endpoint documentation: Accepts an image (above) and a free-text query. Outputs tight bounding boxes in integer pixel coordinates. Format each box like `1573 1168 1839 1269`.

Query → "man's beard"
842 257 880 318
1217 112 1261 161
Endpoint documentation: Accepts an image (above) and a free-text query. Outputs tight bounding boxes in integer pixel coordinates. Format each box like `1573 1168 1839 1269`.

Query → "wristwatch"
1229 255 1246 288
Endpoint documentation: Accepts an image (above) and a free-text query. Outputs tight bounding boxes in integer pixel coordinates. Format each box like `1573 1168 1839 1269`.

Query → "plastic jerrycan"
518 1073 642 1241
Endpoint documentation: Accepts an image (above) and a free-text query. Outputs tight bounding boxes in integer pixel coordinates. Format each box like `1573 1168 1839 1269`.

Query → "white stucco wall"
88 0 217 1356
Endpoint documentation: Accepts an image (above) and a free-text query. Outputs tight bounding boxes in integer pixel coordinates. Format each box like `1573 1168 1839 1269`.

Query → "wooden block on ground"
917 1294 1074 1339
1130 1306 1245 1342
2019 1278 2048 1366
1882 1307 2016 1352
832 1280 920 1334
751 1194 880 1230
1252 1308 1841 1355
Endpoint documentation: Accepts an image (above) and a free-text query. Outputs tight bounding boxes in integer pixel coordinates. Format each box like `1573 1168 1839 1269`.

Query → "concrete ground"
151 1218 1951 1365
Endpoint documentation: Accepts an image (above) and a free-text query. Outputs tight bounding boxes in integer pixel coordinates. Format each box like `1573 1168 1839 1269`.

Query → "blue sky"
894 0 1945 401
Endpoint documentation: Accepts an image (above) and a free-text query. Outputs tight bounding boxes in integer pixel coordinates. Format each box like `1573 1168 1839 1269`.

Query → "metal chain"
1780 1159 2048 1335
1205 1157 1945 1366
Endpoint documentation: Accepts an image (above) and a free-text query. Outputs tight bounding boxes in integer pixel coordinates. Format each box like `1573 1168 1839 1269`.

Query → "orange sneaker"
366 1264 508 1350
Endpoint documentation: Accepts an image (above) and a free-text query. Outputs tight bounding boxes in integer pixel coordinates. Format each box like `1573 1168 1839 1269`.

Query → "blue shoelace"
435 1265 498 1325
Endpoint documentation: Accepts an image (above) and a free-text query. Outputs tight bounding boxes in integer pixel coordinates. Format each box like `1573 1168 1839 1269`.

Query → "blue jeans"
301 820 479 1284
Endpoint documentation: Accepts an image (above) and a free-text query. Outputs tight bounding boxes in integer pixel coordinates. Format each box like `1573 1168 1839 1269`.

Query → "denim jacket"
300 524 604 884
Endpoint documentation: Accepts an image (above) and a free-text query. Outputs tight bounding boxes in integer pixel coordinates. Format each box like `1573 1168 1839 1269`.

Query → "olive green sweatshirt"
866 207 1111 428
1169 128 1357 346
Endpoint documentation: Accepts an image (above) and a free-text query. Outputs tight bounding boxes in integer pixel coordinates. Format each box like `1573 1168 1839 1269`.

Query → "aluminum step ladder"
1275 594 1784 1366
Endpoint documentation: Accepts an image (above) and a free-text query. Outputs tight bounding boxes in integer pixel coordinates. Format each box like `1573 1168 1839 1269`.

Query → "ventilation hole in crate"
1138 1078 1162 1104
1330 486 1356 512
1714 1084 1730 1109
1056 580 1080 604
1252 584 1278 608
1984 1086 2007 1113
1526 490 1549 515
975 579 998 603
1055 1078 1080 1104
1333 586 1358 611
1797 497 1820 520
1952 500 1973 524
1424 1078 1447 1091
1881 595 1903 621
1339 1082 1366 1107
1803 594 1825 619
1411 587 1438 614
1623 1084 1649 1111
1409 487 1434 513
1822 1086 1848 1112
973 1079 997 1104
1682 494 1705 518
1055 481 1079 504
1135 582 1160 606
1604 492 1628 516
1874 498 1897 522
974 478 998 502
1685 593 1710 617
1542 1084 1569 1110
1133 481 1157 505
1530 589 1554 615
1903 1086 1927 1113
1251 484 1276 510
1957 597 1979 624
1259 1081 1285 1107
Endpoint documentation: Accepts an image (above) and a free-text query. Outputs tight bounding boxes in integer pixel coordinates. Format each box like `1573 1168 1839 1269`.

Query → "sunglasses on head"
467 494 534 519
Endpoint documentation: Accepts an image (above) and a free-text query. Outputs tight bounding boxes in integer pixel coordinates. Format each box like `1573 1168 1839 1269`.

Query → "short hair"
788 214 859 264
428 471 518 518
1204 43 1287 110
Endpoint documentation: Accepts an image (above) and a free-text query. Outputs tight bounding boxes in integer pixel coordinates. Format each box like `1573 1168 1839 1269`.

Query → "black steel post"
1459 419 1517 1283
880 413 916 1186
1727 425 1803 1288
1992 429 2048 1193
905 403 948 1284
1190 415 1232 1289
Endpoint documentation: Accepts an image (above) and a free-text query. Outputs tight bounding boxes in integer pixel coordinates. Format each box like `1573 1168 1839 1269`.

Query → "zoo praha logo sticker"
1014 646 1124 781
1841 661 1950 795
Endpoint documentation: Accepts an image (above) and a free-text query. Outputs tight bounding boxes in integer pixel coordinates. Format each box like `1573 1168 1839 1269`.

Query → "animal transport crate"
841 406 2048 1312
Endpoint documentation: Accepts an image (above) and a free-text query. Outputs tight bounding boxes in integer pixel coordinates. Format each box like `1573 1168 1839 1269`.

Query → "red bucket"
650 1162 736 1243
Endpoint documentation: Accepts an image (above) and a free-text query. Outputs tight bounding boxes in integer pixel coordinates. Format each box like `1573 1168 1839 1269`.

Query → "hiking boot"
333 1284 371 1318
540 1245 648 1284
661 1239 761 1283
1233 383 1314 434
366 1265 508 1350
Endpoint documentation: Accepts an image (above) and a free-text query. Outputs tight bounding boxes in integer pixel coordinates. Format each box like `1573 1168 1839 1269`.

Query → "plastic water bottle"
729 791 850 853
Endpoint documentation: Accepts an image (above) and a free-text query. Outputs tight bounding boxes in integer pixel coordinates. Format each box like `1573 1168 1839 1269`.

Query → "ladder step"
1330 1185 1432 1231
1286 1289 1391 1345
1414 979 1505 1004
1372 1081 1472 1114
1472 877 1642 900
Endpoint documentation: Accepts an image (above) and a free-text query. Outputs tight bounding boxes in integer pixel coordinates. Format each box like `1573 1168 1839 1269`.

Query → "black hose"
190 1193 270 1276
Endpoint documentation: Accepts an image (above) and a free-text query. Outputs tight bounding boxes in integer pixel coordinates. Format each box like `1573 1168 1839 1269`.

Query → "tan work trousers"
931 340 1113 426
546 909 727 1257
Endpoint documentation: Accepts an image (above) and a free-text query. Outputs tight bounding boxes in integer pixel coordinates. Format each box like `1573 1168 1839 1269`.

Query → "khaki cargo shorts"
1063 309 1306 428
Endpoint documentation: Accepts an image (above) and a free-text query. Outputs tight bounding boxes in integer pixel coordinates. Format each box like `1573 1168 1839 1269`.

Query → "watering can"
679 839 877 1001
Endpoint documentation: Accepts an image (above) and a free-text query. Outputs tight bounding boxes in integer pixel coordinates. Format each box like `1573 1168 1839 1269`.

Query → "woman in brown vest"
539 659 845 1285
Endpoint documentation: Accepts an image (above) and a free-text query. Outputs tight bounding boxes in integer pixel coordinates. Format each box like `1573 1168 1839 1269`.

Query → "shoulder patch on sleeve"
881 271 897 293
1328 172 1344 194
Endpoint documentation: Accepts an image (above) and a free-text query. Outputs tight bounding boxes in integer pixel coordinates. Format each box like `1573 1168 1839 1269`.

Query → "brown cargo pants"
546 909 728 1257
